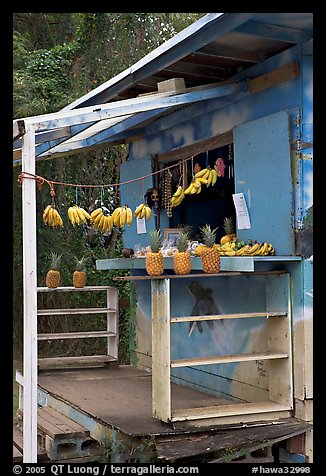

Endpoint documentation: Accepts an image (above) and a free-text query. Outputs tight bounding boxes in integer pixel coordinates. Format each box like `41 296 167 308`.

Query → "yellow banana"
203 169 211 181
126 207 132 226
225 250 236 256
196 177 208 185
97 214 106 231
173 185 183 198
90 208 103 222
43 205 52 224
139 205 146 219
105 215 113 232
184 182 194 194
80 207 90 221
145 205 152 221
76 207 87 224
247 242 261 255
112 207 122 226
194 168 208 179
211 168 217 186
68 206 76 225
134 203 144 218
119 207 127 227
93 210 104 226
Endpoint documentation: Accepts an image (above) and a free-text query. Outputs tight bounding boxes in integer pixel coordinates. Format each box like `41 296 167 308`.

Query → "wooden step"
171 401 291 422
171 351 289 368
170 311 287 323
38 354 118 369
37 330 116 340
13 423 48 462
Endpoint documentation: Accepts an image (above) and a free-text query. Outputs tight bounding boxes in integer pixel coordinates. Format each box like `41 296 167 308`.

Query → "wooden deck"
35 365 312 463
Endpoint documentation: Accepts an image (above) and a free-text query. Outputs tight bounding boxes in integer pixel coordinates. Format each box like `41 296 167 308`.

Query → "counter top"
96 256 301 273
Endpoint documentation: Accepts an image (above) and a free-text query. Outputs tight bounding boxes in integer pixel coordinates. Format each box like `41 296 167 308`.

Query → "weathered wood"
171 311 287 323
107 286 119 360
37 285 116 292
155 419 312 463
152 279 171 422
37 307 116 315
13 119 25 140
13 444 23 462
37 330 116 340
266 274 293 408
171 352 288 368
171 401 291 422
294 399 313 422
249 61 300 95
113 270 288 280
38 355 117 368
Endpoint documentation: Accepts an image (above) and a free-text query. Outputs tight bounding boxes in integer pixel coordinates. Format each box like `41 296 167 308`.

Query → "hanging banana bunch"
43 204 64 228
68 205 90 225
134 202 152 221
90 207 114 233
112 205 133 228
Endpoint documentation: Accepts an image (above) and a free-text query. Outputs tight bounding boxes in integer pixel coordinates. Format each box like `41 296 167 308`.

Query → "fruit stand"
13 13 313 463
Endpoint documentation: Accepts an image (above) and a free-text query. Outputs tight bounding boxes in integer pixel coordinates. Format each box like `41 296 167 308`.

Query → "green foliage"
13 12 206 363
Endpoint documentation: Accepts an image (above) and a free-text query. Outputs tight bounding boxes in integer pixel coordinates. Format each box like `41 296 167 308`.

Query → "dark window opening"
168 144 236 242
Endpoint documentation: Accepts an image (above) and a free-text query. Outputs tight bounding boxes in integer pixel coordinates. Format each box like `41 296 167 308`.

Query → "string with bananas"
43 204 64 228
68 205 90 226
134 203 152 221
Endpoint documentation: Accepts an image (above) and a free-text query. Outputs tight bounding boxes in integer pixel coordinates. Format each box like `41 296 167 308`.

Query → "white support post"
21 121 38 463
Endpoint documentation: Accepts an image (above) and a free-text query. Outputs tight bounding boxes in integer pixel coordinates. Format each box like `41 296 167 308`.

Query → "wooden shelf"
37 307 116 316
171 311 287 323
171 351 288 368
37 286 115 292
114 270 288 281
38 355 117 368
37 331 116 340
171 401 291 422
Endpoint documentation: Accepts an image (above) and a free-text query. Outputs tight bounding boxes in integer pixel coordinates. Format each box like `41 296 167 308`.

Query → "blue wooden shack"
13 13 313 463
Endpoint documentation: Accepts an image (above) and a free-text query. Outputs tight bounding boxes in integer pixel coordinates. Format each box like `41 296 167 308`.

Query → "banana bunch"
215 241 237 256
194 166 217 186
112 205 133 228
43 204 64 228
134 203 152 221
171 185 185 207
68 205 90 226
90 208 114 233
236 241 275 256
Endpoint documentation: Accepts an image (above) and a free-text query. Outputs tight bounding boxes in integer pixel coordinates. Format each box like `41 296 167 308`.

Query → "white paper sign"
232 192 251 229
136 217 147 234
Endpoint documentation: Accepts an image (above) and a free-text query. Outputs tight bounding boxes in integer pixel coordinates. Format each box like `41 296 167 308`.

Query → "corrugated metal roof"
13 12 313 164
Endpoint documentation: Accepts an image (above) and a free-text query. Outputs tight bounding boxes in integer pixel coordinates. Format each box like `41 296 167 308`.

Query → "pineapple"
73 256 87 288
220 216 236 245
46 252 62 288
200 224 220 273
174 232 191 275
146 229 164 276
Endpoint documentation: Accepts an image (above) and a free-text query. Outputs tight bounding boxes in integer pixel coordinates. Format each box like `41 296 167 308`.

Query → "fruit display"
46 252 62 288
215 239 275 256
171 185 185 207
220 217 236 245
134 203 152 221
43 204 64 228
146 229 164 276
173 232 191 275
68 205 90 225
90 207 114 233
200 224 220 273
112 205 133 228
194 166 217 186
73 256 87 288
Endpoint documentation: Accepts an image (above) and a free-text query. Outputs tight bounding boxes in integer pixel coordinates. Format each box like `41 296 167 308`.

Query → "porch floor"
37 365 312 463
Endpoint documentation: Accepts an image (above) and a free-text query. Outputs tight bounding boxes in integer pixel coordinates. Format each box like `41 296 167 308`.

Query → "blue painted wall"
120 41 313 404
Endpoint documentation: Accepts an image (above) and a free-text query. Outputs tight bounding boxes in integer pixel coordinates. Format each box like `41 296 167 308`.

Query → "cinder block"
286 434 304 454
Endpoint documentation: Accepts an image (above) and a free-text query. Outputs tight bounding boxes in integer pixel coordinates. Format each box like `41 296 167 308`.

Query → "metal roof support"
21 121 38 463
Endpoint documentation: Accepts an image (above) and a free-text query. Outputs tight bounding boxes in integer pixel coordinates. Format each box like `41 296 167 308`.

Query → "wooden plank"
21 122 38 463
171 352 288 368
171 311 287 323
38 355 117 368
39 407 90 435
37 307 116 315
294 399 313 422
249 61 300 95
171 401 291 422
107 286 119 360
37 330 116 340
172 411 292 428
13 445 23 462
13 119 25 140
152 279 171 422
113 270 288 281
266 274 293 408
37 285 115 292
